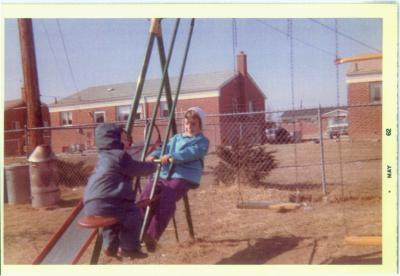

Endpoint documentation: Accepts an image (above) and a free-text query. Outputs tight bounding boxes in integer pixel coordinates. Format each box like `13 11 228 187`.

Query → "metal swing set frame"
33 18 196 265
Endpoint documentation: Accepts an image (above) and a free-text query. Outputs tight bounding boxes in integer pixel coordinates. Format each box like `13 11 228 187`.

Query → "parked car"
327 117 348 139
265 127 292 144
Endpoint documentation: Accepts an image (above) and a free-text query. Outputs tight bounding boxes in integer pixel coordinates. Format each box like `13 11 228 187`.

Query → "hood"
95 123 124 150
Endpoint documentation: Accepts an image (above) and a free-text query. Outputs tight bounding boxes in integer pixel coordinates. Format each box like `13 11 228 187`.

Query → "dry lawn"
3 139 382 265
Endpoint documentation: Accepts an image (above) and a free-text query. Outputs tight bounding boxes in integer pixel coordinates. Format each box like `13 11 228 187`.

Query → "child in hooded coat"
83 123 156 258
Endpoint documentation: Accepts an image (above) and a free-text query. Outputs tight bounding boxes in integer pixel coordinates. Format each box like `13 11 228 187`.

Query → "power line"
288 19 295 110
310 19 381 53
232 18 237 72
39 20 69 94
334 19 340 106
56 19 80 94
255 19 336 57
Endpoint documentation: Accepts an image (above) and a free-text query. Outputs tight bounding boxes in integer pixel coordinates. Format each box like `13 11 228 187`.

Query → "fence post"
318 105 327 195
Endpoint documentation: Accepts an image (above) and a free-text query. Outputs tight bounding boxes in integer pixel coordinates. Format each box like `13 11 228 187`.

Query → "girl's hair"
184 109 202 129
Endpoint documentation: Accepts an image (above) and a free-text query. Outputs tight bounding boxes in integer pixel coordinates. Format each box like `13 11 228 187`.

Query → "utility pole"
18 19 44 154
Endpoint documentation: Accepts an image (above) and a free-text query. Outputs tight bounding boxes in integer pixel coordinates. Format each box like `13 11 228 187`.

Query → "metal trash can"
4 163 31 204
28 144 60 208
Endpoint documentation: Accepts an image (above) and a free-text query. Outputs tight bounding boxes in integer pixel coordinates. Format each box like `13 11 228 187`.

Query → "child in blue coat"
141 107 209 252
83 123 156 258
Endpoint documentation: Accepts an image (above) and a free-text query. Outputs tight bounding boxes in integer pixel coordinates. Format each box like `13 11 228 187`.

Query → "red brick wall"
147 97 220 117
49 97 221 153
218 73 267 113
49 106 119 153
347 82 382 140
4 104 50 156
348 83 371 104
219 77 240 113
50 106 118 127
4 106 26 156
218 75 266 145
48 74 266 152
244 76 266 112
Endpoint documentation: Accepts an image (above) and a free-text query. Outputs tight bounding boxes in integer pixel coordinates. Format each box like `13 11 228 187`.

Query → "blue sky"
5 18 382 110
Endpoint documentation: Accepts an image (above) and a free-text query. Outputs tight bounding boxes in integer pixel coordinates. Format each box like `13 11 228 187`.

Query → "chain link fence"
3 102 382 260
4 103 382 202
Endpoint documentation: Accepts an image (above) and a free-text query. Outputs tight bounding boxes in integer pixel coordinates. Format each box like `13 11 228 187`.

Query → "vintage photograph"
2 4 395 270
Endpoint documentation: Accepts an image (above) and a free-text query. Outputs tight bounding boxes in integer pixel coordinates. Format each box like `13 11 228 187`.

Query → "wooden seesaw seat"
78 216 119 229
78 195 160 230
77 215 119 264
76 196 160 264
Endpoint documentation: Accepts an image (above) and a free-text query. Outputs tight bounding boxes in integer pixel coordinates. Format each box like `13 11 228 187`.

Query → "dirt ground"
3 139 382 265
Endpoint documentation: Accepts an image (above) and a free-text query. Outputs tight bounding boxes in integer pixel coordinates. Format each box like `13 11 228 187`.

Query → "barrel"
4 163 31 204
28 145 60 208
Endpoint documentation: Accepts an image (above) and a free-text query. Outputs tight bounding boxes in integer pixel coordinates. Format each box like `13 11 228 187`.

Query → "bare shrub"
211 141 278 187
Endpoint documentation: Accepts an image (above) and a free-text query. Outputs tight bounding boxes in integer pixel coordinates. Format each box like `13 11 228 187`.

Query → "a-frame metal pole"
140 19 195 241
155 25 180 242
125 19 159 137
156 28 196 240
133 18 180 242
131 19 179 201
139 19 180 162
176 19 196 240
155 28 178 135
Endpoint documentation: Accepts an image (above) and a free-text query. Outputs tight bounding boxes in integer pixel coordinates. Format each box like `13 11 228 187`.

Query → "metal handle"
152 157 174 164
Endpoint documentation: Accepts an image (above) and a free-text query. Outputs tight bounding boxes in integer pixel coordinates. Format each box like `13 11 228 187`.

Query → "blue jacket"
84 123 156 204
150 133 209 186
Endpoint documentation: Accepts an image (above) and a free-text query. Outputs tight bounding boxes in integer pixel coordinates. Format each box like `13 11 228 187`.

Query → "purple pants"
140 177 192 241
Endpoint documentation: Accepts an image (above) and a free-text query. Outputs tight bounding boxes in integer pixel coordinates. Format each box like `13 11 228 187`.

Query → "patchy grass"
3 139 382 264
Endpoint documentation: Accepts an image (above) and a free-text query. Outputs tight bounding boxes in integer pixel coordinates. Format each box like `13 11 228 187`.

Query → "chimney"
237 51 247 76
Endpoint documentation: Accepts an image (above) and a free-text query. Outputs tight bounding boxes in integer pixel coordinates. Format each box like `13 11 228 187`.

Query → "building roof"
281 106 348 120
5 99 25 111
50 71 237 107
347 58 382 76
5 99 48 111
321 109 348 118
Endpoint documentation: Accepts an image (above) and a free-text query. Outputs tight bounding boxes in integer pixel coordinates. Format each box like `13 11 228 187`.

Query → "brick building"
345 57 382 140
48 52 266 153
4 97 50 157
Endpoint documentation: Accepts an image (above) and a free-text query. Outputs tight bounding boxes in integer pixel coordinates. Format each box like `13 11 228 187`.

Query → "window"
61 111 73 125
369 82 382 103
232 98 238 113
117 105 142 121
160 102 169 118
136 104 143 119
117 105 130 121
94 111 106 123
12 121 20 130
248 100 254 112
